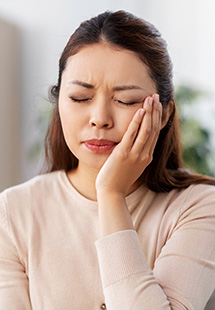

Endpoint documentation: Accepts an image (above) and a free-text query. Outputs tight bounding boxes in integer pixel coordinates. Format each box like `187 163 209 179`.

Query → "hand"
95 94 162 196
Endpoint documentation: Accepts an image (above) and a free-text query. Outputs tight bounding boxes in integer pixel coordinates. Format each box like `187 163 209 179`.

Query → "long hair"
44 10 215 192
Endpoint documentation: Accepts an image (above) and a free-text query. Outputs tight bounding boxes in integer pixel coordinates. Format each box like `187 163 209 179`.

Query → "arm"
96 95 172 309
95 95 215 309
0 192 32 309
96 95 161 237
96 187 215 310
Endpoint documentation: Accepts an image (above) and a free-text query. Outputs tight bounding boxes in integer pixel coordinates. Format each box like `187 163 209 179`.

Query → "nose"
89 99 113 129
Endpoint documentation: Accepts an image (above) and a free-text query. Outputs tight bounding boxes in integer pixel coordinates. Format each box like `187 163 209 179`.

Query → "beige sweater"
0 170 215 310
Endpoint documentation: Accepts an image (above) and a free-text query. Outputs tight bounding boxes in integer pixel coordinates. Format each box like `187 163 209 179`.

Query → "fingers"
146 94 162 157
119 108 145 152
118 94 162 162
132 96 153 152
132 94 162 155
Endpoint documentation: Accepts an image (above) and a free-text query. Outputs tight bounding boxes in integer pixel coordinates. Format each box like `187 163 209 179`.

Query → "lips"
84 139 117 153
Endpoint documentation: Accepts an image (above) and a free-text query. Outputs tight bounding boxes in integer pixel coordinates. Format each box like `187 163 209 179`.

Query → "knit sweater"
0 170 215 310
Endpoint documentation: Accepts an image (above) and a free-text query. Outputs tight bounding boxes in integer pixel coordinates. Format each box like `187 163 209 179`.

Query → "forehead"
63 43 155 89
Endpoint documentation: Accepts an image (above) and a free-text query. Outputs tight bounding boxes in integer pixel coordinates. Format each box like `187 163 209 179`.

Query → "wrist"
97 191 134 238
96 189 125 203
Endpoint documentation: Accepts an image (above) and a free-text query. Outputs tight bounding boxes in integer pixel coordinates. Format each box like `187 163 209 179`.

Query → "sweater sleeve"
95 185 215 310
0 192 32 310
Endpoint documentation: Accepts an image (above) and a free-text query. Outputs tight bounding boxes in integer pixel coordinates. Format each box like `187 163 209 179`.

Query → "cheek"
116 109 138 138
59 104 78 143
59 108 69 138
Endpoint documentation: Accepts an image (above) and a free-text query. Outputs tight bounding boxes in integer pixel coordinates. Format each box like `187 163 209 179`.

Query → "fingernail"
139 108 145 116
154 94 159 102
148 97 153 105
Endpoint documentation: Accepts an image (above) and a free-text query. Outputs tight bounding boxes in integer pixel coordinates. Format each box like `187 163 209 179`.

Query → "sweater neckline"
58 170 147 210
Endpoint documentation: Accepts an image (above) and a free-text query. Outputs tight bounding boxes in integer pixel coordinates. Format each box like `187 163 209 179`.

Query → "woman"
0 10 215 310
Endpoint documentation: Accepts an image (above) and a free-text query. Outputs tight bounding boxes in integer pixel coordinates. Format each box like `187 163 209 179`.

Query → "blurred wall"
0 0 214 190
0 18 21 191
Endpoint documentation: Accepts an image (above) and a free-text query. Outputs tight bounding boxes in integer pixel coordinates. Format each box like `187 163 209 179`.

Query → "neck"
67 163 99 201
67 164 143 202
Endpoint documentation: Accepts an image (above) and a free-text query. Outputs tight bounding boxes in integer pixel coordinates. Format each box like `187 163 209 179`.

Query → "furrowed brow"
67 81 145 91
113 85 145 91
68 80 94 89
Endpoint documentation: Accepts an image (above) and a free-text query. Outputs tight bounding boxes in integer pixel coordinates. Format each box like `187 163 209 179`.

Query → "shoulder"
0 170 64 208
147 183 215 226
148 184 215 246
173 183 215 224
181 183 215 208
164 183 215 209
0 170 68 236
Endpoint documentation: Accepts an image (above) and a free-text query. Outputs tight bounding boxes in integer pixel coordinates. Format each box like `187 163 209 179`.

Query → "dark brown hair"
44 10 215 192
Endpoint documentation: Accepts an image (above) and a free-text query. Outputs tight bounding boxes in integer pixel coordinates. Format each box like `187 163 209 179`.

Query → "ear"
161 100 174 129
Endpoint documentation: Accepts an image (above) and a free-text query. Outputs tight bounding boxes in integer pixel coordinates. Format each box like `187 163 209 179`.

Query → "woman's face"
59 43 156 172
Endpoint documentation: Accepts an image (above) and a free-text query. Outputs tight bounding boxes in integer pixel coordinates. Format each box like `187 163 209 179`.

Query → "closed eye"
70 98 91 103
116 99 138 106
71 98 139 105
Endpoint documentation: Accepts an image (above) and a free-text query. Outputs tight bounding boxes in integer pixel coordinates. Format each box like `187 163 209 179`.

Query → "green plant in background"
175 85 213 176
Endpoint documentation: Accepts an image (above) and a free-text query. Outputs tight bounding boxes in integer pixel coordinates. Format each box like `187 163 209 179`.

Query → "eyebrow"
68 80 94 89
113 85 144 91
67 80 145 91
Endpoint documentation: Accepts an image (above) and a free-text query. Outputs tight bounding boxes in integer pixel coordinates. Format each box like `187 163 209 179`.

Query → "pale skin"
59 42 172 238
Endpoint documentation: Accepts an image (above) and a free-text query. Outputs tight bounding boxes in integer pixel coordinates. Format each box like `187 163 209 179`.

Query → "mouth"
84 139 118 154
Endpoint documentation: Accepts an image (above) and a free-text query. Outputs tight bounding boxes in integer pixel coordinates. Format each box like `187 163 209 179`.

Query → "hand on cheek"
95 94 162 196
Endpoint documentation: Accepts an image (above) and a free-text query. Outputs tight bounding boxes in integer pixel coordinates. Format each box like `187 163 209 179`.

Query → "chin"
90 158 107 170
79 153 109 172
